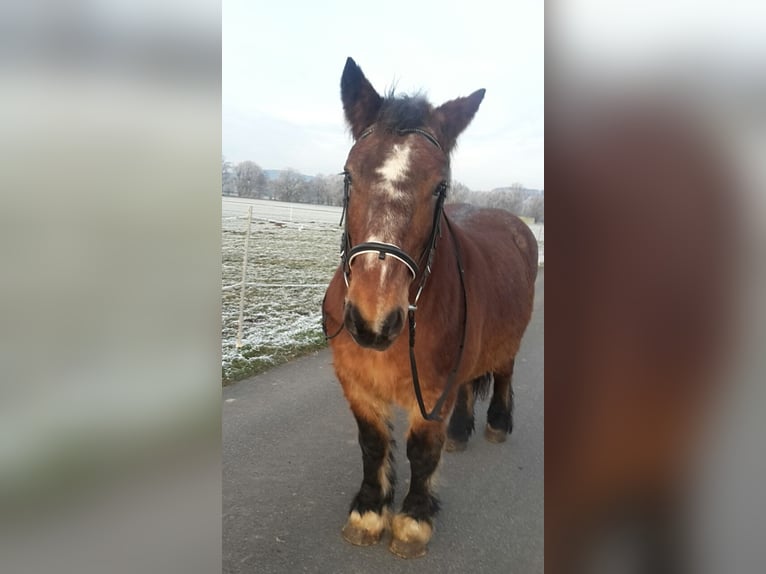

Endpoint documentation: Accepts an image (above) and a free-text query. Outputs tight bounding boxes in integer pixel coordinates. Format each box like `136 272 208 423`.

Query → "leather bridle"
323 126 468 422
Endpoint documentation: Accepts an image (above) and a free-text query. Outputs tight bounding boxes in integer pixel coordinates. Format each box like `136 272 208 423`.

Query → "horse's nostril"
343 304 364 336
380 308 404 338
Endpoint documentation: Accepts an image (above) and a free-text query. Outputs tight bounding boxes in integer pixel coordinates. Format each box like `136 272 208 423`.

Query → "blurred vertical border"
546 1 766 573
0 2 221 573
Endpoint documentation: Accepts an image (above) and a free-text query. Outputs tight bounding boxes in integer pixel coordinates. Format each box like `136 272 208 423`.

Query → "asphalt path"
223 271 543 573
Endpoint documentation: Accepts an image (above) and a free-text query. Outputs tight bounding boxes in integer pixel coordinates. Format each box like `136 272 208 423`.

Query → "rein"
407 213 467 422
322 127 468 422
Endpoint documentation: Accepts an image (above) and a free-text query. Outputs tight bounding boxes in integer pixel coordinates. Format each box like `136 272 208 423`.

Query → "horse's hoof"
445 437 468 452
389 538 428 559
341 510 388 546
342 523 383 546
341 509 389 546
484 423 507 443
390 514 432 558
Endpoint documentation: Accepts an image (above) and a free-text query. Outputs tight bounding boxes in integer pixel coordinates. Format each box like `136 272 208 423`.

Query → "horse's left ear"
433 89 486 151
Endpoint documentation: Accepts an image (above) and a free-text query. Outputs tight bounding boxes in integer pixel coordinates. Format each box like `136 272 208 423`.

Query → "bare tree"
270 169 307 203
446 180 472 204
524 192 544 222
235 161 266 198
222 156 237 196
302 176 322 204
325 173 345 206
308 174 335 205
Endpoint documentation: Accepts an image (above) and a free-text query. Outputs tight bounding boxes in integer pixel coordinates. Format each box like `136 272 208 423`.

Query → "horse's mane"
376 91 432 133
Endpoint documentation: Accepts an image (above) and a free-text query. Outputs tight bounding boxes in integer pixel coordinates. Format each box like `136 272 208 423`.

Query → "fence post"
236 205 253 348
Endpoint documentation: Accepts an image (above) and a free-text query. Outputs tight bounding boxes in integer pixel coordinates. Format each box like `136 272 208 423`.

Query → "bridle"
341 127 447 302
322 126 468 422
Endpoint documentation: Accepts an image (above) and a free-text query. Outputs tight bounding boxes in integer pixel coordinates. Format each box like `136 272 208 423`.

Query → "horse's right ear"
341 57 382 140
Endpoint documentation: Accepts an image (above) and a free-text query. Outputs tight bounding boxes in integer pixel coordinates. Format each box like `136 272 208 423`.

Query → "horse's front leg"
390 417 445 558
341 394 395 547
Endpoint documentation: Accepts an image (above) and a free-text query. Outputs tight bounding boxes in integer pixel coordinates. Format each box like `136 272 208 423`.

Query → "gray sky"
223 0 543 191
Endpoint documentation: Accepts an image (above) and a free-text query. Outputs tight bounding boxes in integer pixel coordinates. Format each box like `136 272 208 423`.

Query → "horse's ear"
433 89 486 151
341 57 382 140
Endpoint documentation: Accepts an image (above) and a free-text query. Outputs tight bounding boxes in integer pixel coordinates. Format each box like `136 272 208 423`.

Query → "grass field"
221 199 342 384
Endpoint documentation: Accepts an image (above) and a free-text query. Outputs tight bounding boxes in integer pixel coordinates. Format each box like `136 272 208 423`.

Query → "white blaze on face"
375 143 411 199
356 142 415 322
363 142 412 243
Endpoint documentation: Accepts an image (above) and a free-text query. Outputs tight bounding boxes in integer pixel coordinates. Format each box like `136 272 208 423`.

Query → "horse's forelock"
376 93 434 134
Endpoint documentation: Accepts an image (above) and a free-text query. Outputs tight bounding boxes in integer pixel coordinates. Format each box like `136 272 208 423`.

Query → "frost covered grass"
221 201 342 384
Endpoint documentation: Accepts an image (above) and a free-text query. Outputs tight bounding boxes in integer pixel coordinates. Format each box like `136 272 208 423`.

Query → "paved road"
223 271 544 573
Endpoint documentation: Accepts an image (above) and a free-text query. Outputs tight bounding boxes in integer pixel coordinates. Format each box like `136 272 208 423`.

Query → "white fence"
223 197 343 227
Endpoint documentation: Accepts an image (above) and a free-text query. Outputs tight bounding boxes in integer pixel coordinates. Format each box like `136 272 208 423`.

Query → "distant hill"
263 169 314 182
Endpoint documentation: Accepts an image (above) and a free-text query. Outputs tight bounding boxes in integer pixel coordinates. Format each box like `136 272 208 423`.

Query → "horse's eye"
342 170 352 185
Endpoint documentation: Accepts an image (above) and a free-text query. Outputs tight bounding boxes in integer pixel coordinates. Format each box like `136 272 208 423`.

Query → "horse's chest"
332 339 412 402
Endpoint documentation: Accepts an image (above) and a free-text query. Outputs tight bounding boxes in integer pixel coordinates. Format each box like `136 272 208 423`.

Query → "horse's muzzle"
344 303 404 351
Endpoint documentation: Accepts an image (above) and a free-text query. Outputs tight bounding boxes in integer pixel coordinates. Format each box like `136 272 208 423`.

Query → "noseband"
323 126 468 422
345 242 419 283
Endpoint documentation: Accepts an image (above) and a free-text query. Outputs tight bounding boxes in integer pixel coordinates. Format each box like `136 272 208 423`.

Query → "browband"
358 126 442 151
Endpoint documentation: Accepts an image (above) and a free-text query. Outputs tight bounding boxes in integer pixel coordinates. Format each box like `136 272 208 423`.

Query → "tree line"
223 157 543 222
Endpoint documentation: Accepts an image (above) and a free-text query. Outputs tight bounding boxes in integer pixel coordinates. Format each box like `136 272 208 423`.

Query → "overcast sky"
223 0 544 191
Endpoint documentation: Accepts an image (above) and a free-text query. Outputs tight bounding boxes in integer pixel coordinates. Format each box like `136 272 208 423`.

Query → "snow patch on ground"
221 201 341 383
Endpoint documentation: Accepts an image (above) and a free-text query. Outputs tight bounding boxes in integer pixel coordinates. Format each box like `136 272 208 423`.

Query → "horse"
321 57 538 559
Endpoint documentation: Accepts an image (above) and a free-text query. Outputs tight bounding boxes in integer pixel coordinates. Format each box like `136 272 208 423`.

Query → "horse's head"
339 57 484 351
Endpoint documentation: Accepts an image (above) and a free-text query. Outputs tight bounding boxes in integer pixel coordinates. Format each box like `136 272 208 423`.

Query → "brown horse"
322 58 538 558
